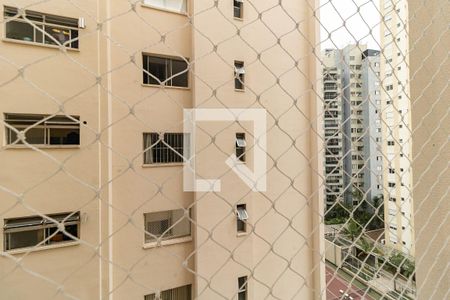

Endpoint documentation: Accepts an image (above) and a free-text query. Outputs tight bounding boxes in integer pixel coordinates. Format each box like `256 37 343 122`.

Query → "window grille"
143 133 187 164
144 284 192 300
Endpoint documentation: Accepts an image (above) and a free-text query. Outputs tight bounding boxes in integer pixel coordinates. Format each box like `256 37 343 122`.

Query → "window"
233 0 243 19
145 284 192 300
234 61 245 90
3 212 80 251
388 182 396 187
142 54 189 87
144 209 190 243
238 276 248 300
389 168 395 174
349 56 355 60
4 113 80 146
4 6 80 49
235 133 246 162
143 0 187 13
143 133 187 164
386 85 393 91
236 204 248 233
387 141 395 146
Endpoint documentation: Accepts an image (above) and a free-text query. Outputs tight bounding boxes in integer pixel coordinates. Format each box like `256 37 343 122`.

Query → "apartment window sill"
2 38 80 52
234 17 244 22
142 163 184 168
235 89 246 93
4 241 80 255
237 232 248 237
5 145 80 150
141 83 190 90
143 236 192 249
140 4 188 16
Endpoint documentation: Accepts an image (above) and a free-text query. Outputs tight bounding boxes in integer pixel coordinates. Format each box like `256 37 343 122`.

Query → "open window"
4 6 80 49
235 133 246 162
4 113 80 146
143 0 187 14
233 0 243 19
234 61 245 90
144 209 191 243
238 276 248 300
3 212 80 251
236 204 248 233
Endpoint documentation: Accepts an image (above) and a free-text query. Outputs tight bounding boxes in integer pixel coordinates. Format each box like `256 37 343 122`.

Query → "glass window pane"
48 128 80 145
146 56 167 85
25 127 46 144
35 24 43 43
6 229 44 250
44 25 71 46
70 29 79 49
46 224 78 244
5 21 34 42
171 59 189 87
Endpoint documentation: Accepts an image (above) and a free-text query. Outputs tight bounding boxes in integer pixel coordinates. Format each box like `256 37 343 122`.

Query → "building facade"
0 1 323 299
322 49 345 209
361 49 383 203
380 0 415 256
322 46 383 210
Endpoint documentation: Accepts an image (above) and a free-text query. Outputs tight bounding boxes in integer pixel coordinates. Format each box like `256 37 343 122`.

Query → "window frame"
142 0 188 14
144 284 192 300
3 212 80 252
234 61 245 90
235 132 246 162
236 204 248 234
142 53 189 88
238 276 248 300
143 209 191 244
3 6 80 49
143 132 188 165
4 113 80 147
233 0 244 19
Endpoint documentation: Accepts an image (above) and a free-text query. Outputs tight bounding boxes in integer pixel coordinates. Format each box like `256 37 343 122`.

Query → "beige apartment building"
0 1 323 299
380 0 415 256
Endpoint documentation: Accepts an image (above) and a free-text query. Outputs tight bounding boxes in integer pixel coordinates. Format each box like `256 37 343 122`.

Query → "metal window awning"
236 138 246 148
4 217 43 229
236 207 248 221
44 213 80 224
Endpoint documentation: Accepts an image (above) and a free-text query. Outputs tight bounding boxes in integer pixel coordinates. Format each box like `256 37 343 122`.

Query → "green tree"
356 237 373 258
342 219 362 242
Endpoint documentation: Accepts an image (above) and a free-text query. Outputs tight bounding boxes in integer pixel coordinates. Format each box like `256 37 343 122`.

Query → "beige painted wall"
0 0 323 299
408 0 450 299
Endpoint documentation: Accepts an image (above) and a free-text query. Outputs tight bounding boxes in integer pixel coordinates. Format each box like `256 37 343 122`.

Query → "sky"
319 0 381 50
